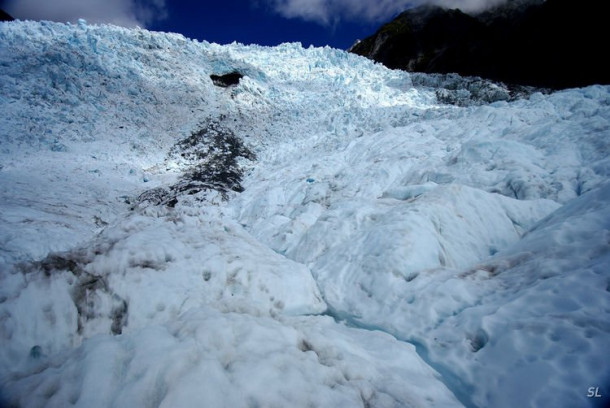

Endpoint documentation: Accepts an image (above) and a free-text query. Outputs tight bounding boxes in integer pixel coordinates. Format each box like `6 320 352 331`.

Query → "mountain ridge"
350 0 609 89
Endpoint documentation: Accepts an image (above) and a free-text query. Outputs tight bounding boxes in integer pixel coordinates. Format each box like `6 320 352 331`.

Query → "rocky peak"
350 0 608 89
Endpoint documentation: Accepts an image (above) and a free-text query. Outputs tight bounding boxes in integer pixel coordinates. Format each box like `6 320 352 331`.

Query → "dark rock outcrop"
210 71 243 87
350 7 485 76
136 119 255 208
0 9 14 22
350 0 609 89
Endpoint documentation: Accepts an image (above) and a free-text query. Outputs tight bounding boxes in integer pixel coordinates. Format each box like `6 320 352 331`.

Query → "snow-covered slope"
1 20 609 408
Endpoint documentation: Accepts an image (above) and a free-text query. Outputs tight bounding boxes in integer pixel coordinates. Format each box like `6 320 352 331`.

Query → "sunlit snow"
0 20 609 408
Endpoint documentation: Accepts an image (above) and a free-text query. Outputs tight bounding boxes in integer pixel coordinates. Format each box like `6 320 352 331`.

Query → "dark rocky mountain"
350 0 608 89
0 9 14 22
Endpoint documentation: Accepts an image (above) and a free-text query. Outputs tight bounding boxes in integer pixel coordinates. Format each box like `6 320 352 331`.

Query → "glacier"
0 20 609 408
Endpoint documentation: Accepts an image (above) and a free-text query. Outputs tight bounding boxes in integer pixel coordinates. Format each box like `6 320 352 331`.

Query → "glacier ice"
1 20 609 408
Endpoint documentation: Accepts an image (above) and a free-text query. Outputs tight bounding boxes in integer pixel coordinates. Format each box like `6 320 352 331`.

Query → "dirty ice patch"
0 210 326 376
1 307 462 408
92 213 327 322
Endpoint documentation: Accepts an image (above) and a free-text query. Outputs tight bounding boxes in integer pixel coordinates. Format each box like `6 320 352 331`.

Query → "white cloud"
432 0 509 13
4 0 167 28
266 0 509 25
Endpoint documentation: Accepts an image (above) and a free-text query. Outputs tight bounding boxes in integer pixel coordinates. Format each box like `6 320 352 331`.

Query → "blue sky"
2 0 506 49
148 1 379 49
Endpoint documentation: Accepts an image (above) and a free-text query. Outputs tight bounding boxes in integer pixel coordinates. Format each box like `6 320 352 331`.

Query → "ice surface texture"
1 20 609 408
